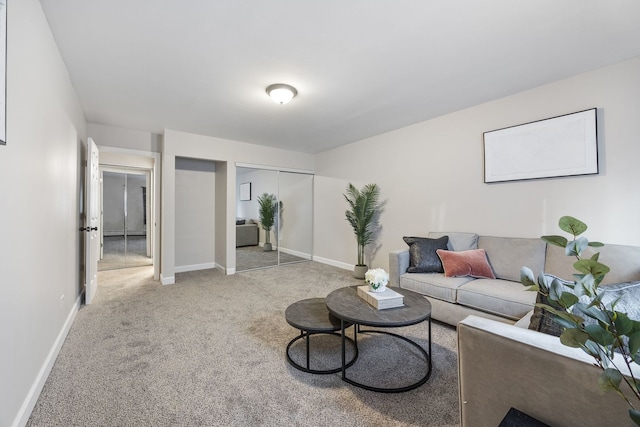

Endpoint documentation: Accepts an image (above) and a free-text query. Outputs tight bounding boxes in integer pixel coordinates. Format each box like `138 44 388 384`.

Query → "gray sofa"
389 231 640 326
236 223 258 247
458 315 639 426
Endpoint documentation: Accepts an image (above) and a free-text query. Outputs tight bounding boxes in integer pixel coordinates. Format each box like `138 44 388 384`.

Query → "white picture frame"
239 182 251 201
483 108 598 183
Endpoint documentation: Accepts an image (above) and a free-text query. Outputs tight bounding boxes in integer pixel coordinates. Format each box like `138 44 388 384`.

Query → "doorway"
98 168 153 271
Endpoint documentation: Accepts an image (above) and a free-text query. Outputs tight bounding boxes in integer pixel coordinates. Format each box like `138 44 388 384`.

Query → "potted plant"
343 183 381 279
257 193 277 252
521 216 640 425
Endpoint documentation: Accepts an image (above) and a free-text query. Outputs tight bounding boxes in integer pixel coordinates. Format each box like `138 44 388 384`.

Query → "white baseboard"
312 255 353 271
13 295 81 427
160 274 175 285
279 247 312 259
174 262 216 273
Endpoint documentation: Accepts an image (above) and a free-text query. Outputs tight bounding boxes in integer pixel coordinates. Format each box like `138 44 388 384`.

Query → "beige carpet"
27 262 460 426
99 236 153 271
235 245 308 271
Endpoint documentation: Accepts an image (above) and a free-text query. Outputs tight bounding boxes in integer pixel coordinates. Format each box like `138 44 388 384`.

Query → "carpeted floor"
236 245 308 271
27 262 460 426
99 235 153 271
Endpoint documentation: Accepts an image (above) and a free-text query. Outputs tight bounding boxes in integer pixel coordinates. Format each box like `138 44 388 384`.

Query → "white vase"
369 283 387 293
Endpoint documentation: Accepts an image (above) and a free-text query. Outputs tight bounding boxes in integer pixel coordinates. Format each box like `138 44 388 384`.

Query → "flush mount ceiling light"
266 83 298 105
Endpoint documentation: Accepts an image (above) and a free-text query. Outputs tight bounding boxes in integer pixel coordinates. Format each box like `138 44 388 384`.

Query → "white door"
85 138 100 304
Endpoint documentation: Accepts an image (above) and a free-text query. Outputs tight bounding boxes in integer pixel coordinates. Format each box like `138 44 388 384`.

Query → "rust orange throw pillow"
436 249 496 279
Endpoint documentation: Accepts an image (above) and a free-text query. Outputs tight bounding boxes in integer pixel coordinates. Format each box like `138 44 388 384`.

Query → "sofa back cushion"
478 236 546 282
428 232 478 251
544 243 640 285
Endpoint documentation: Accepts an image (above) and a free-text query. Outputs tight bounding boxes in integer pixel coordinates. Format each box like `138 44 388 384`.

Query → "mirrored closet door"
98 169 153 271
235 166 313 272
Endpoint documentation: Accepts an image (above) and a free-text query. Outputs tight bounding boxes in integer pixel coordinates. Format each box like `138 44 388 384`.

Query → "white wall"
0 1 87 426
88 122 161 153
175 157 216 271
314 56 640 272
161 129 315 281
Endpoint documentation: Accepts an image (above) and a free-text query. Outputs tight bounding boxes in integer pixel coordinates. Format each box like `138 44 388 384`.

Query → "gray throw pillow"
403 236 449 273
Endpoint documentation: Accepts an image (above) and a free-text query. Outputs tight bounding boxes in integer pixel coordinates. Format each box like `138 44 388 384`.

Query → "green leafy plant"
520 216 640 425
343 183 381 266
257 193 277 245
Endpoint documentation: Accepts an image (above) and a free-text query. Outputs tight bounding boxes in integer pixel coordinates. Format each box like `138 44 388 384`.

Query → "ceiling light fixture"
266 83 298 105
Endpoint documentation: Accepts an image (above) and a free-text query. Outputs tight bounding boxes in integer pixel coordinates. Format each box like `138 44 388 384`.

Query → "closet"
99 169 152 271
235 166 313 272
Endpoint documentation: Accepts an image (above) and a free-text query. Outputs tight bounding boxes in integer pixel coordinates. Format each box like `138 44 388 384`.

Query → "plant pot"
263 243 272 252
353 264 368 279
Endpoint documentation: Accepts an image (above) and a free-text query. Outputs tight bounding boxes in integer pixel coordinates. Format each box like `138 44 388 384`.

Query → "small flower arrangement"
365 268 389 293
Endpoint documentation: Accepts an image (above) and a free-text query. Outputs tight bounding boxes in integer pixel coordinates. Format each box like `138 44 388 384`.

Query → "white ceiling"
39 0 640 154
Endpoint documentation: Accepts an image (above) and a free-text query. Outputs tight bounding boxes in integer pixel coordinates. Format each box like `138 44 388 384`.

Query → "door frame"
97 146 161 281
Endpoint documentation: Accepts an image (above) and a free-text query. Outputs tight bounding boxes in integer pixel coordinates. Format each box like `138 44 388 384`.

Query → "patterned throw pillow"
528 274 573 336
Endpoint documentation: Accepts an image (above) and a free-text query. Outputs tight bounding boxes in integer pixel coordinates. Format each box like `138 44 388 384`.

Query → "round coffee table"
285 298 358 374
325 286 432 393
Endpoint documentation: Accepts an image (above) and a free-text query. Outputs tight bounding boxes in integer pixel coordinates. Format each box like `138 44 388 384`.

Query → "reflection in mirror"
235 167 313 272
235 167 279 271
278 172 313 264
99 170 152 271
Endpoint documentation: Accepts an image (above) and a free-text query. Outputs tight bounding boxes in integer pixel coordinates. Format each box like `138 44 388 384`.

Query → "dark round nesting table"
285 298 358 374
325 286 432 393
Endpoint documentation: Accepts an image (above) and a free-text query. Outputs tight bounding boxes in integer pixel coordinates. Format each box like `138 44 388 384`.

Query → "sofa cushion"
403 236 449 273
457 279 537 320
478 236 546 282
437 249 496 279
400 272 475 303
544 243 640 286
428 232 478 251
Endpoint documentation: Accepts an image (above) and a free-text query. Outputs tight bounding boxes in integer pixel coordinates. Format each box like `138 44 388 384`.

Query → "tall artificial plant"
257 193 277 245
520 216 640 425
343 183 381 266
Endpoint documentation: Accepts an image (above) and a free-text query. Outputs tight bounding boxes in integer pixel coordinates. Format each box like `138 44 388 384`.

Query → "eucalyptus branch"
524 216 640 425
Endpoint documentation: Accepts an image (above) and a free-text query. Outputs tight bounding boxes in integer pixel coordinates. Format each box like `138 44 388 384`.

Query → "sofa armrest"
457 315 637 427
389 249 409 287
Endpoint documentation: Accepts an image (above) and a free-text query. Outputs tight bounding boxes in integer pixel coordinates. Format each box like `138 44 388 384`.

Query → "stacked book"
357 285 404 310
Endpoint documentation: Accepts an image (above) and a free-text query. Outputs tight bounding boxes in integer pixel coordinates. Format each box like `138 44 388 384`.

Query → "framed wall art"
483 108 598 183
239 182 251 201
